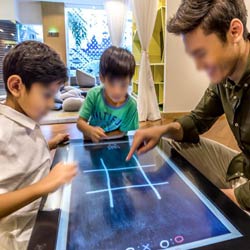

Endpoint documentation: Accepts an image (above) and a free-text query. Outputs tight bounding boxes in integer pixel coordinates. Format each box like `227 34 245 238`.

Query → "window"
65 6 132 82
17 24 43 43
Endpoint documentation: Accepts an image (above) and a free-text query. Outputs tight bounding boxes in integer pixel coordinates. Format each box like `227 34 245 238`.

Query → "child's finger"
101 134 108 139
64 135 70 141
61 133 69 139
97 130 108 138
96 127 106 134
93 133 102 142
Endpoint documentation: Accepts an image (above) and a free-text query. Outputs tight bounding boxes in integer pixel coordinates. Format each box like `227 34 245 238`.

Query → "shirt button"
234 123 239 127
244 83 249 88
233 96 237 100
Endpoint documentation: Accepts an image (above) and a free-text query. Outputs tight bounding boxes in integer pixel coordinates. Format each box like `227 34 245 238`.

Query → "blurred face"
101 76 130 103
183 25 242 84
7 75 61 121
20 83 60 121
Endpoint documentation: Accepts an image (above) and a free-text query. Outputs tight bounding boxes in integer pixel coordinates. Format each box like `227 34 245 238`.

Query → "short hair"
3 40 68 94
99 46 136 81
167 0 249 42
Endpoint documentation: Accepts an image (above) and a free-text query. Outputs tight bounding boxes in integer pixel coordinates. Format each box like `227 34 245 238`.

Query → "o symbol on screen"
160 240 170 248
126 248 135 250
174 235 184 244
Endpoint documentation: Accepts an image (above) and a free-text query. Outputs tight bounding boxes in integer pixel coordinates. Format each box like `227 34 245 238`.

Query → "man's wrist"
163 122 181 134
159 125 169 136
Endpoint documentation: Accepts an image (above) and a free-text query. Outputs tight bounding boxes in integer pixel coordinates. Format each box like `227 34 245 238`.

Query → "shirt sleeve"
120 102 139 132
0 130 16 194
79 89 95 121
234 181 250 211
176 84 224 143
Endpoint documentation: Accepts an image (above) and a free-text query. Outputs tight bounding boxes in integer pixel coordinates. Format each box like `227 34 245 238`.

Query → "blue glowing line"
86 181 169 195
100 158 114 208
83 164 156 173
132 155 162 200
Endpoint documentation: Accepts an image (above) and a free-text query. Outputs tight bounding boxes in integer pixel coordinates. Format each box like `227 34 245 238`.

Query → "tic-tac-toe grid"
83 154 169 208
55 139 242 250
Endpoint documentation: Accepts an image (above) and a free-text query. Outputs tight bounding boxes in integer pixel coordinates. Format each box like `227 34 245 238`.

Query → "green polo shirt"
79 86 139 133
176 36 250 211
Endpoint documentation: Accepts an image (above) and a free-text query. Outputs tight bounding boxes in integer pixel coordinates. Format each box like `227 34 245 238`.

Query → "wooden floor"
41 114 239 152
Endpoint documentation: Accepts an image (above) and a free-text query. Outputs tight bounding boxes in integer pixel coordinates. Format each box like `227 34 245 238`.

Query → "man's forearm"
160 122 184 141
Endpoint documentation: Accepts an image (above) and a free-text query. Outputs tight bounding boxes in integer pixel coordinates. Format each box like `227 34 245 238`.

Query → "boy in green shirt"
77 46 139 142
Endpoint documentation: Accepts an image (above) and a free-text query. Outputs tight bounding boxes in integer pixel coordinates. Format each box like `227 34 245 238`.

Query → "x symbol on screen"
142 244 151 250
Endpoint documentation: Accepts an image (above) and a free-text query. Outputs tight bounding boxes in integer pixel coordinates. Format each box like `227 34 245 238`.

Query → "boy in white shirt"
0 41 77 250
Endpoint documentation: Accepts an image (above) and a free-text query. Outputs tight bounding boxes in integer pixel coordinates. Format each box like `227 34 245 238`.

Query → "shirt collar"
226 35 250 87
239 44 250 84
0 104 37 130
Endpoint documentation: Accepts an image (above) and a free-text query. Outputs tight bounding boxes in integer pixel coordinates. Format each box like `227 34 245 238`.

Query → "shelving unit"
132 0 166 107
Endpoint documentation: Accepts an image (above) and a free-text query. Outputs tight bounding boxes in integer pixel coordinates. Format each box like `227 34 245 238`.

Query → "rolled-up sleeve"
235 181 250 211
176 85 224 143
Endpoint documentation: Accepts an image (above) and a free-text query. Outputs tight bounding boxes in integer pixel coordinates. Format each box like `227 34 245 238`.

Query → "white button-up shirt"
0 104 51 250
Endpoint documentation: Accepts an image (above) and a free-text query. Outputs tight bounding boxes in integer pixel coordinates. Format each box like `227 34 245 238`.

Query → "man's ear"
228 18 244 44
7 75 24 97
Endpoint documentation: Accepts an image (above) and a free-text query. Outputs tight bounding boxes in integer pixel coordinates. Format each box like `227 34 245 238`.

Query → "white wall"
0 0 42 24
164 0 250 113
0 0 20 21
18 1 42 25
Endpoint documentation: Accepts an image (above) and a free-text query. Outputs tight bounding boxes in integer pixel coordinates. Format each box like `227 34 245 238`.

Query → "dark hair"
3 40 68 94
99 46 136 81
167 0 249 42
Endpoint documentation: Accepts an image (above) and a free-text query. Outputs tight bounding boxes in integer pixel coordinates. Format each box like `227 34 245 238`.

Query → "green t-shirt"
79 86 139 132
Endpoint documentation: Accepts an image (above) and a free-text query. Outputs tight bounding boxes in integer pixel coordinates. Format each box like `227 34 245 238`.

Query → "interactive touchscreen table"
28 136 250 250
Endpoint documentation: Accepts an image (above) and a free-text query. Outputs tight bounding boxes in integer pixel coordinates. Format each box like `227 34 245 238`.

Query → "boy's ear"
7 75 24 97
100 74 105 83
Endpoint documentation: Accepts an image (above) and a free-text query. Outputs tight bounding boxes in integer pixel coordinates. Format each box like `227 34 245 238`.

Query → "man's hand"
89 126 108 143
126 122 184 161
48 133 70 150
126 126 165 161
221 189 240 207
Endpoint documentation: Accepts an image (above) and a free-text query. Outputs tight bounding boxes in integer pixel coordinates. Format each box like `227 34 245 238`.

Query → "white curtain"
132 0 161 121
105 0 129 47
